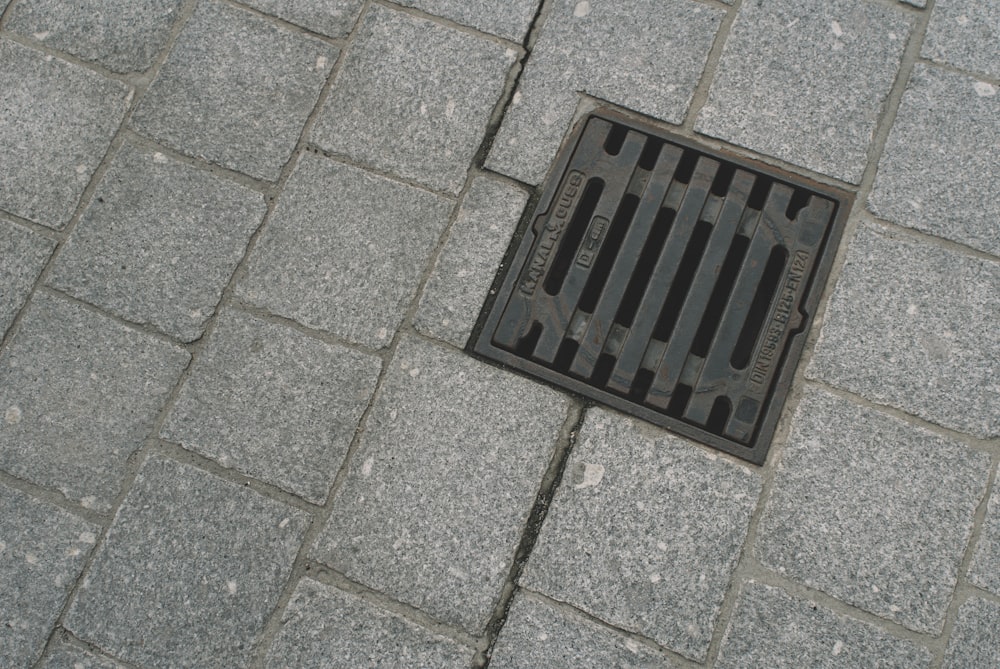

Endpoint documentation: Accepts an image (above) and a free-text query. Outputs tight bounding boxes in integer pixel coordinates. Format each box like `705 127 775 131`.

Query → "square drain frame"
472 109 852 463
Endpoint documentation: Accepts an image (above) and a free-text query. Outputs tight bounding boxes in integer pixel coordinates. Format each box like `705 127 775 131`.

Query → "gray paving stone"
490 591 671 669
7 0 183 73
0 39 129 229
264 578 472 668
40 640 128 669
65 456 309 669
943 598 1000 669
414 176 527 347
808 223 1000 439
238 153 453 349
0 220 55 338
0 294 188 510
239 0 364 38
0 483 98 668
523 408 761 661
312 335 568 634
48 142 266 342
922 0 1000 80
968 485 1000 597
394 0 539 42
131 0 337 181
487 0 723 185
161 309 381 504
756 388 991 634
868 65 1000 256
716 582 931 669
696 0 911 184
311 3 515 194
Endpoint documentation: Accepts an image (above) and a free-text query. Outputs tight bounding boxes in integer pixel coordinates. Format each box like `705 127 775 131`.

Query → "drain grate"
472 110 851 463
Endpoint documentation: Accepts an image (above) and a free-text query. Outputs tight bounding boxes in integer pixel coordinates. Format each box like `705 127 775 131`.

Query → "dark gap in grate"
615 207 674 328
578 194 639 313
604 124 629 155
638 139 664 171
473 110 851 463
710 163 737 197
730 246 788 370
515 322 542 357
544 178 604 296
673 150 699 184
651 219 713 341
707 396 732 433
746 176 772 211
690 234 749 358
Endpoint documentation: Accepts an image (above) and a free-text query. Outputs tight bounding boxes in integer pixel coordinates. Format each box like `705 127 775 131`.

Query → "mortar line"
477 400 586 668
228 299 393 360
119 129 279 194
302 144 464 199
36 285 195 348
916 54 1000 86
295 560 481 648
514 588 704 668
0 469 108 527
929 458 1000 668
853 0 935 206
46 629 145 669
26 3 206 664
804 379 999 454
731 559 944 649
680 0 740 132
148 439 327 514
0 211 63 242
0 31 142 84
219 0 350 46
470 0 554 170
376 0 526 52
865 213 1000 264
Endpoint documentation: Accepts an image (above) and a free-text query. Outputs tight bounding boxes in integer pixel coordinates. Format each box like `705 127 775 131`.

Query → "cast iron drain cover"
472 110 851 463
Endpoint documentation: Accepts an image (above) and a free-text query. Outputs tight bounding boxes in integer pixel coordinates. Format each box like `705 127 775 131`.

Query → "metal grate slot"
473 110 851 463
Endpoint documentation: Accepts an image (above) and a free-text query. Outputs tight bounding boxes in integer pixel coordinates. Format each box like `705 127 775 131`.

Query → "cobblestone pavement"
1 0 998 667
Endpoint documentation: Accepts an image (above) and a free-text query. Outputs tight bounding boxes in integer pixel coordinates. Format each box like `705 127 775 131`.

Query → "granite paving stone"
922 0 1000 80
7 0 184 73
808 223 1000 439
393 0 539 42
523 408 761 661
0 39 129 229
0 294 189 510
238 153 453 349
0 219 55 338
756 388 991 633
487 0 723 185
40 640 129 669
968 484 1000 596
48 142 266 342
490 591 670 669
161 309 382 504
942 598 1000 669
312 335 568 634
239 0 364 38
414 176 527 347
264 578 472 668
868 65 1000 256
131 0 337 181
65 456 309 669
696 0 911 184
0 483 99 668
311 3 516 194
716 582 931 669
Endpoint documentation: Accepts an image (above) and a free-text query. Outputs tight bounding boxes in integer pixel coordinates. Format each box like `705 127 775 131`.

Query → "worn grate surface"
472 110 851 463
